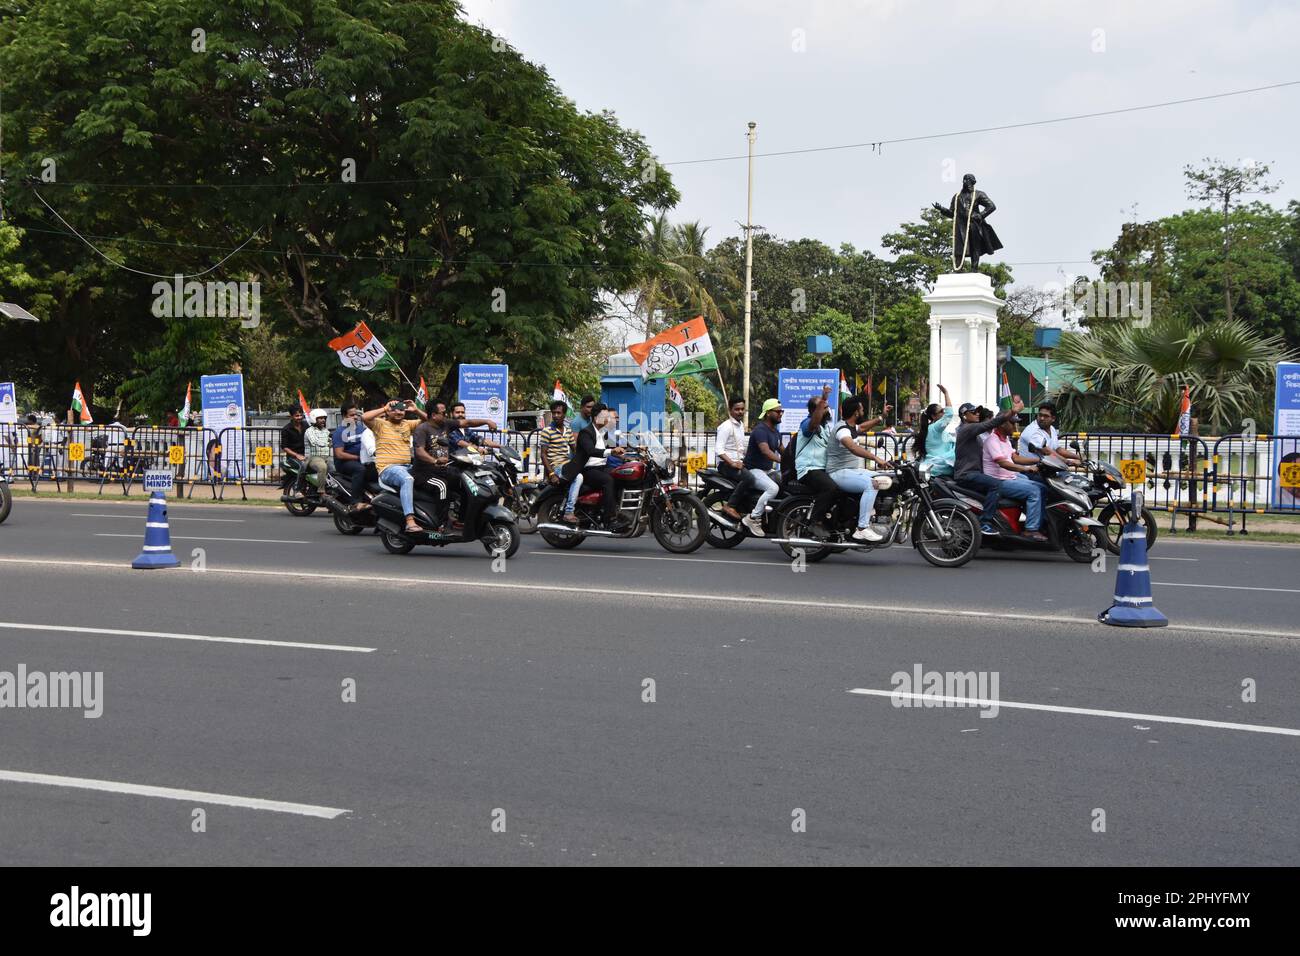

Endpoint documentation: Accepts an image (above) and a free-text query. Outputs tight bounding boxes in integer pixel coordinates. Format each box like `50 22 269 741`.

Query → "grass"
8 486 284 507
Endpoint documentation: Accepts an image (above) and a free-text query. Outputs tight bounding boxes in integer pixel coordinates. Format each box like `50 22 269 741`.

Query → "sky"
457 0 1300 298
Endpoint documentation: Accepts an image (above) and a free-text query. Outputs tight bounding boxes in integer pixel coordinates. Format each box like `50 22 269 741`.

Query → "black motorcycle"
317 468 381 535
697 466 789 547
370 445 520 559
770 459 981 567
928 448 1105 563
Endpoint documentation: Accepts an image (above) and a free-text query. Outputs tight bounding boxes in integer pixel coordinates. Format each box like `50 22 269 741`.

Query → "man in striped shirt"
362 398 427 533
538 400 573 484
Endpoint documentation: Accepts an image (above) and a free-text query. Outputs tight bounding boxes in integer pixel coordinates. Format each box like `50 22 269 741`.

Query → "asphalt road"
0 497 1297 865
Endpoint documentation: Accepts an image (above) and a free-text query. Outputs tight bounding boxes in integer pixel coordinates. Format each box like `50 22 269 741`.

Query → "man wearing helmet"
301 408 334 496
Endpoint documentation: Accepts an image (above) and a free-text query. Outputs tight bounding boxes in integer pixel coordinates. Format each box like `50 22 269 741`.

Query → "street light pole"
742 121 756 424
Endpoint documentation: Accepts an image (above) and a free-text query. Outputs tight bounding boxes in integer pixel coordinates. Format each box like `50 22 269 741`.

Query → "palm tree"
622 216 736 338
1053 315 1295 433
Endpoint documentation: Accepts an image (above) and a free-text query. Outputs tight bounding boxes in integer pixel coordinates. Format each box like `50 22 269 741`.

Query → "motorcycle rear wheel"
538 499 584 549
776 502 833 563
0 481 11 524
333 509 363 535
913 501 980 568
380 530 415 554
702 489 747 549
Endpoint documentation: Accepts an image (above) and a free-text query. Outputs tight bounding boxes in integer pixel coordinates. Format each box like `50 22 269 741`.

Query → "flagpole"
714 367 729 412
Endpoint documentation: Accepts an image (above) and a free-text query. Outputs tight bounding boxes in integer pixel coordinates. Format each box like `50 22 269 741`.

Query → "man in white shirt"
1017 401 1080 466
714 399 747 481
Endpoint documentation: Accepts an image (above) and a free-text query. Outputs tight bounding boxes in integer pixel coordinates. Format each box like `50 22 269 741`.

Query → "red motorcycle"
535 431 708 553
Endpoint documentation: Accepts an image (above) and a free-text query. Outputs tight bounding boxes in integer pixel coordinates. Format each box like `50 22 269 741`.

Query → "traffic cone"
1097 518 1167 627
131 492 181 569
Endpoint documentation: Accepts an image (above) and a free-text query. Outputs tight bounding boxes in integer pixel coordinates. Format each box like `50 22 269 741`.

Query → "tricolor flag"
628 316 718 381
416 376 428 408
998 369 1012 410
552 379 568 406
667 378 684 414
1176 384 1191 436
178 382 192 426
327 321 398 371
71 381 92 423
297 388 311 417
839 372 852 399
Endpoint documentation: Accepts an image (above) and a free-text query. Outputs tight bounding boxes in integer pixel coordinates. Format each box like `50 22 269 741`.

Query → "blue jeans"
956 471 1004 524
564 472 584 512
829 468 879 528
380 464 415 517
996 476 1043 531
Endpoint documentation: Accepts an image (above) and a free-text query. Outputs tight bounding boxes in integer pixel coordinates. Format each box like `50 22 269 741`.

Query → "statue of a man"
932 173 1003 271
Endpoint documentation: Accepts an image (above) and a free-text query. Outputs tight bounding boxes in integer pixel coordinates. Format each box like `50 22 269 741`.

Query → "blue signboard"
0 381 16 425
1273 362 1300 510
200 373 247 478
457 364 509 430
777 368 840 435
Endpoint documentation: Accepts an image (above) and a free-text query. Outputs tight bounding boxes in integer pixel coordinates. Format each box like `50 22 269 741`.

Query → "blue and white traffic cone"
1098 512 1166 627
132 492 181 569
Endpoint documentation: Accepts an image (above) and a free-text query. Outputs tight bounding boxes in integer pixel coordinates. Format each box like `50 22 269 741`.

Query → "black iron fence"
4 423 1299 520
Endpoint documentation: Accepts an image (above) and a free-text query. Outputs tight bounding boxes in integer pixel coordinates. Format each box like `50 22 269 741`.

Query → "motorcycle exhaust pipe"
769 536 875 551
318 495 350 517
535 523 621 537
707 511 738 528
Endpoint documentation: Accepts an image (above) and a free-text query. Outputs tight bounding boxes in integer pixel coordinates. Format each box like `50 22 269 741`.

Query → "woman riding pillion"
914 384 955 475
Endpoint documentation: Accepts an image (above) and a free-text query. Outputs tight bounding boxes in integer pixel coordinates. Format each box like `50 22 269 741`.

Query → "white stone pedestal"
923 272 1001 411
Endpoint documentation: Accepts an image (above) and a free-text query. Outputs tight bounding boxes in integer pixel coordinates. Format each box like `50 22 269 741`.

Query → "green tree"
1053 316 1295 433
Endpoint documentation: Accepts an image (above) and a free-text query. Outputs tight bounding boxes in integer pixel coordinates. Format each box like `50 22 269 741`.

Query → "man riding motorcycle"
558 403 628 530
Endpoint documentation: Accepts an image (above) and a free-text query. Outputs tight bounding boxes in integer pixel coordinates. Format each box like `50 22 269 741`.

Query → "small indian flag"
628 316 718 381
71 381 92 423
1176 384 1191 436
667 378 684 414
416 376 428 408
998 368 1012 410
552 379 568 406
327 321 398 371
839 372 852 399
178 381 192 426
297 388 311 417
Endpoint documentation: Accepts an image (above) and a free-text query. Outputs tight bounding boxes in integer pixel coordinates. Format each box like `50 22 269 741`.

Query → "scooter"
928 447 1105 562
369 445 520 559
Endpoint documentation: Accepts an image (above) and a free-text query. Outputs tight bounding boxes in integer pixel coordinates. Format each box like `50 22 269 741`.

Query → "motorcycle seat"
696 468 720 480
364 481 384 494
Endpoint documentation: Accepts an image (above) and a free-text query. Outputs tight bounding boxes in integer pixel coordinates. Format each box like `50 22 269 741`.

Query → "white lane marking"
2 557 1296 642
1155 581 1300 595
95 533 309 544
1150 556 1197 562
0 769 348 818
527 550 784 568
73 513 246 523
0 621 374 653
850 689 1300 737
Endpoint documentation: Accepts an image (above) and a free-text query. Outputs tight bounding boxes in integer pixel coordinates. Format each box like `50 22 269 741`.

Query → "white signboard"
144 469 174 492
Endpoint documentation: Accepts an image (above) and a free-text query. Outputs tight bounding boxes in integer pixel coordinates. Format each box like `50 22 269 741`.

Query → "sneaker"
980 523 1000 536
852 525 884 542
741 515 766 537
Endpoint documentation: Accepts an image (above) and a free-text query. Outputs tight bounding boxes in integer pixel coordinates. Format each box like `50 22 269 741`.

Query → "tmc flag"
628 316 718 381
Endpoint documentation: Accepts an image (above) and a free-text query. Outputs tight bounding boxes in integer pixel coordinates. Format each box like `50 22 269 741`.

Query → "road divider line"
73 513 245 523
95 533 309 544
1149 556 1197 562
0 769 349 818
1154 581 1300 595
0 621 374 653
2 557 1296 642
849 688 1300 737
527 550 786 568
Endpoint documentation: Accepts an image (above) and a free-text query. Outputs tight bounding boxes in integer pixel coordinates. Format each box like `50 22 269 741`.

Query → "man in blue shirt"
331 402 368 500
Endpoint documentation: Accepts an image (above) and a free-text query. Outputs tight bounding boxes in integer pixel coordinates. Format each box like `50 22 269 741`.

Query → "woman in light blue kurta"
916 384 956 475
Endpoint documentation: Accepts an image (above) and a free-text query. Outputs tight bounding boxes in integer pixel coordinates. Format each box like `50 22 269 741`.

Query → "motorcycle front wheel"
482 519 520 559
912 501 980 568
652 494 708 554
0 481 11 524
1064 525 1099 563
513 485 541 534
1097 503 1157 555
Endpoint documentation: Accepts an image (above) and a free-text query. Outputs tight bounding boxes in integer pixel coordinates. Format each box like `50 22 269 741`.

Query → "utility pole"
742 121 756 424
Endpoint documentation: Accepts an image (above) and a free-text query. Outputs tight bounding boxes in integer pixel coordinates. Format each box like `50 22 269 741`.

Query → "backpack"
781 429 805 482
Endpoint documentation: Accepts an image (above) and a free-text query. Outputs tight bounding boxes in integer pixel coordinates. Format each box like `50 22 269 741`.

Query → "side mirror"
1069 441 1081 452
1026 441 1043 455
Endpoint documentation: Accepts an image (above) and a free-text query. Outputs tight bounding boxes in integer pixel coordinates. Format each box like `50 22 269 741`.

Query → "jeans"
956 471 1004 525
564 472 584 512
745 469 780 518
830 468 880 528
335 459 365 500
996 475 1043 531
380 464 415 517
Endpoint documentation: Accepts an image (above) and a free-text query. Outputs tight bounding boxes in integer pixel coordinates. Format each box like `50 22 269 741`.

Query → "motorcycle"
0 464 11 524
1075 450 1158 554
369 444 520 558
316 469 382 535
696 466 790 547
928 447 1105 563
769 459 982 568
535 430 709 553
